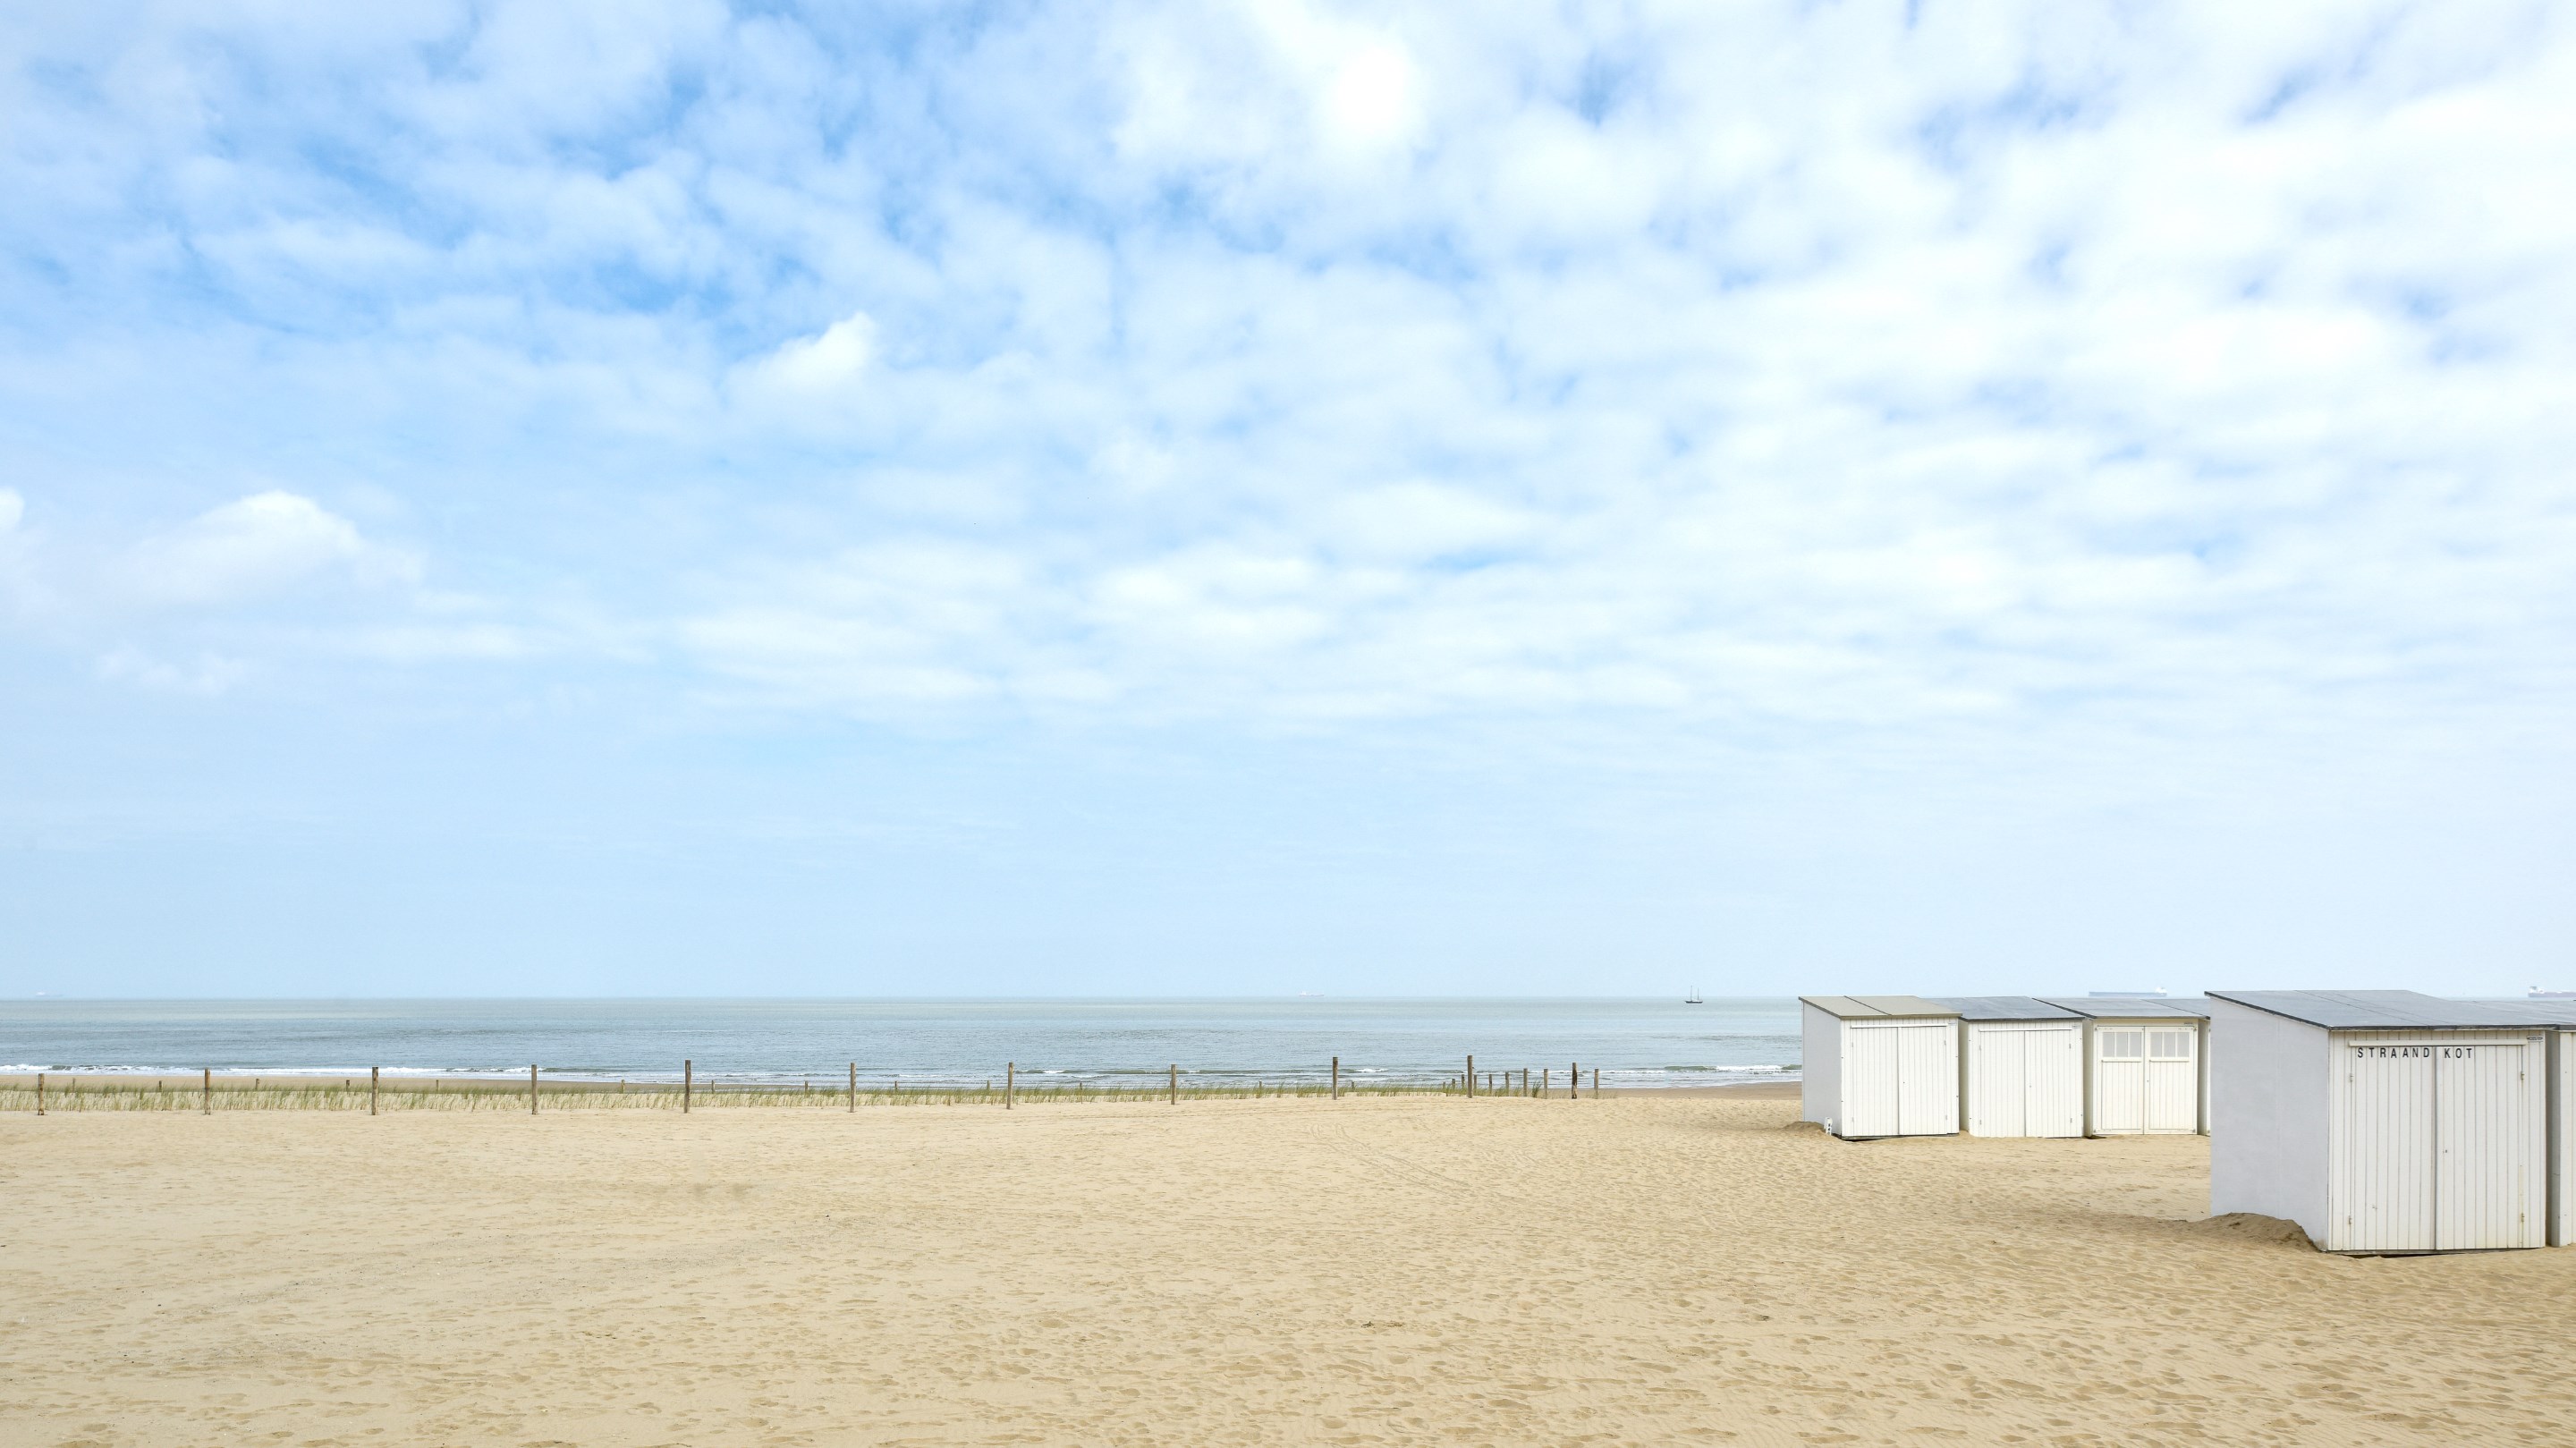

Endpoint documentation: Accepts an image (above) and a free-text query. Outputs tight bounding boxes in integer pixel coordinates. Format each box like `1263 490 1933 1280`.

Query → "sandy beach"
8 1093 2575 1447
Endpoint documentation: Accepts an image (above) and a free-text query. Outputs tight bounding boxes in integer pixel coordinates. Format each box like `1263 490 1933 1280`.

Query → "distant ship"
2530 987 2576 1000
1684 988 1703 1004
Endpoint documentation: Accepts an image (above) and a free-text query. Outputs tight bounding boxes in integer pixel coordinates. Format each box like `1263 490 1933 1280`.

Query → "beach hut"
2038 996 2209 1137
1799 996 1961 1139
2207 990 2551 1253
1930 997 2084 1139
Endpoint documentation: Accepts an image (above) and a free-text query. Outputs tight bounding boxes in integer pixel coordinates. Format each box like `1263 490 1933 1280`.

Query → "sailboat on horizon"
1684 987 1703 1004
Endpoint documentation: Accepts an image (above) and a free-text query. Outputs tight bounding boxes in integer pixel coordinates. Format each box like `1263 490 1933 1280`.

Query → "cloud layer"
4 2 2574 990
7 1 2569 754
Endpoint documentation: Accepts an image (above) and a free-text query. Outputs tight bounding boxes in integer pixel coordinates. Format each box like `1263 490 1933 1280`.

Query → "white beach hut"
2207 990 2551 1253
1799 996 1961 1139
2038 996 2209 1137
1930 997 2084 1139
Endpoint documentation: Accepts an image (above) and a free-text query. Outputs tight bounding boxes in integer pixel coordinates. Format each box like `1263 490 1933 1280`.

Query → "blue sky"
4 0 2572 997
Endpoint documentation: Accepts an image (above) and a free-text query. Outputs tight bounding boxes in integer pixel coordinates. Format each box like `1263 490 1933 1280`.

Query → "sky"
3 0 2572 998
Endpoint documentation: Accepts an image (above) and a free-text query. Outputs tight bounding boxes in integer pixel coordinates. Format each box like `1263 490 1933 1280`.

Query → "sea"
1 997 1799 1089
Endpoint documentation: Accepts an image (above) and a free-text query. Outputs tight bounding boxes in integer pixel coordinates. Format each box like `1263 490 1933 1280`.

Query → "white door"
2334 1040 2436 1252
1968 1024 2081 1138
2025 1027 2084 1138
2434 1039 2541 1251
1844 1025 1902 1137
2144 1028 2199 1134
1843 1022 1953 1137
2095 1029 2147 1135
1896 1022 1957 1135
1968 1025 2027 1137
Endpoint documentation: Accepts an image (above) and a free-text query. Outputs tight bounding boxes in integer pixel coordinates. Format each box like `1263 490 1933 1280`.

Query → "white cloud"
1110 1 1428 186
1323 483 1538 563
676 541 1038 709
115 491 417 609
0 487 39 620
1318 43 1420 153
736 311 877 396
1 0 2572 793
95 647 250 696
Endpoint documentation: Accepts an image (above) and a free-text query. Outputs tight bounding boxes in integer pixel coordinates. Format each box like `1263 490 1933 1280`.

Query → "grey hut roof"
1799 995 1961 1020
2205 989 2554 1030
1928 995 2082 1021
2038 996 2210 1020
2453 998 2576 1028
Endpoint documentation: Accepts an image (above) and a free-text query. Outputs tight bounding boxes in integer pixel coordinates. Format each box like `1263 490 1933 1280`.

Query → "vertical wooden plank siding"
2432 1036 2545 1250
1843 1026 1900 1137
2555 1030 2575 1248
2146 1029 2199 1133
1897 1022 1958 1135
2332 1033 2438 1252
1964 1023 2083 1139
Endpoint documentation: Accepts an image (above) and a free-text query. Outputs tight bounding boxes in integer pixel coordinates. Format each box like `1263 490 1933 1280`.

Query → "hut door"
1972 1025 2080 1137
2096 1029 2148 1135
1896 1022 1956 1134
2026 1026 2083 1138
1844 1022 1950 1136
2334 1042 2436 1252
1969 1026 2027 1137
2434 1039 2539 1251
2143 1029 2199 1134
1844 1025 1902 1137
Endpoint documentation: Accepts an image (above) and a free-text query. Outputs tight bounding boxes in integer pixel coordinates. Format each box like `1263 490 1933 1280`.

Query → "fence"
5 1060 1618 1112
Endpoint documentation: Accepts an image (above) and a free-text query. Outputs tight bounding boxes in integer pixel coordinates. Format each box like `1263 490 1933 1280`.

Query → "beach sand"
7 1094 2574 1446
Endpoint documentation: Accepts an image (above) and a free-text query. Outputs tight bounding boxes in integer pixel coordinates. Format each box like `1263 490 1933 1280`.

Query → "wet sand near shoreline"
7 1094 2573 1445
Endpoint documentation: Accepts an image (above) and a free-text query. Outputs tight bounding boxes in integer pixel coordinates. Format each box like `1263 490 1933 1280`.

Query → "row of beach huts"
1800 990 2574 1255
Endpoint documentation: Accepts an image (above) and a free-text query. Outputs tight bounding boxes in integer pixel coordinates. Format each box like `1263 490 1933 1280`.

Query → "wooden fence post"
202 1067 210 1114
1543 1067 1549 1097
1168 1063 1177 1105
849 1062 857 1113
1570 1062 1577 1100
1005 1062 1014 1110
1466 1054 1474 1098
33 1071 41 1116
530 1064 538 1115
1332 1056 1339 1099
1591 1067 1599 1099
683 1060 692 1114
371 1065 379 1117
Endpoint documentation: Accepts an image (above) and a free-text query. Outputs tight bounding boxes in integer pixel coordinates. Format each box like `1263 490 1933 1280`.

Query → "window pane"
2150 1030 2192 1059
2102 1031 2145 1058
